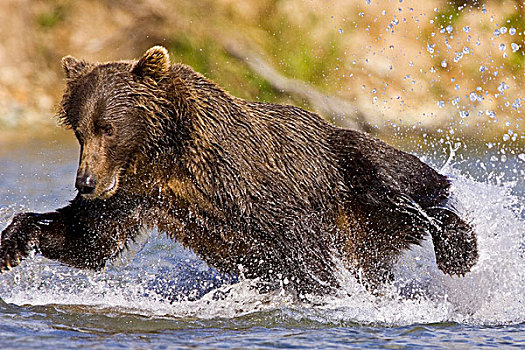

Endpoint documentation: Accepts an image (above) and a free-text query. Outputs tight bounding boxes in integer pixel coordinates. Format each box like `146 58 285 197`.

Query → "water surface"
0 134 524 349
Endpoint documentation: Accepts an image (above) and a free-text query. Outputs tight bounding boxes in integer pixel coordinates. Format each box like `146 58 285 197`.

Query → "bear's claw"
0 213 41 273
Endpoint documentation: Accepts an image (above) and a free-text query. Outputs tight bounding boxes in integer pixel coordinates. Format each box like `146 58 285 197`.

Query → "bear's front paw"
0 213 41 273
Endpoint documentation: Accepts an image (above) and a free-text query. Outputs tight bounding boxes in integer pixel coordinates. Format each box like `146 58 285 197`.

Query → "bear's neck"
135 64 245 200
142 64 240 158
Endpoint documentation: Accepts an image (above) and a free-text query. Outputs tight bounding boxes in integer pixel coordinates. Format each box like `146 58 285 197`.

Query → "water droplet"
493 29 501 37
497 82 509 93
500 26 507 34
511 43 520 52
463 46 469 54
438 101 445 108
338 28 343 34
463 26 470 33
503 134 510 142
511 98 522 109
499 43 506 51
426 43 435 53
446 25 453 33
509 27 516 35
455 84 460 90
470 92 478 102
479 65 486 72
366 0 371 4
441 60 447 68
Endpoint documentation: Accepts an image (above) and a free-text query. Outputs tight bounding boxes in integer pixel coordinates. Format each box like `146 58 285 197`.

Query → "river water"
0 133 524 349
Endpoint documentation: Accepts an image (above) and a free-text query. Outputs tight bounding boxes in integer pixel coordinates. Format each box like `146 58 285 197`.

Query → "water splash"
0 167 523 326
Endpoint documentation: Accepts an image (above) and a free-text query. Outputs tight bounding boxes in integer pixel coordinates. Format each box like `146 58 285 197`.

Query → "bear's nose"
76 174 97 195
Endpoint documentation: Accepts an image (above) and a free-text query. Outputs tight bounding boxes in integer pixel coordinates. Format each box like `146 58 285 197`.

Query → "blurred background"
0 0 523 150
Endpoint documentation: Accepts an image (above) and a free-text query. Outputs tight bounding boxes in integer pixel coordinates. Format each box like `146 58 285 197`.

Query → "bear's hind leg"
427 207 478 276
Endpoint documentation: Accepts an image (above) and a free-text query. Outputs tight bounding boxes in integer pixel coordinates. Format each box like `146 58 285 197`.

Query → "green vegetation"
504 12 525 71
435 4 463 28
37 2 67 29
168 36 278 103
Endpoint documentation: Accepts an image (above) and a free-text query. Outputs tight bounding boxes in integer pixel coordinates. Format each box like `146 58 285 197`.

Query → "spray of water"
0 166 523 326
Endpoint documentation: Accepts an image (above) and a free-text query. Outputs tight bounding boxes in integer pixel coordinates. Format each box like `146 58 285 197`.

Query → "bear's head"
59 46 172 199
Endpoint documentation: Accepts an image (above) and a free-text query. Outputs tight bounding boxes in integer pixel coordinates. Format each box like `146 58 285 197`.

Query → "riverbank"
0 0 523 145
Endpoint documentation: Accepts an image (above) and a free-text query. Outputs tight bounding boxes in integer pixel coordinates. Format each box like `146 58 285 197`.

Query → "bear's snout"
76 172 97 195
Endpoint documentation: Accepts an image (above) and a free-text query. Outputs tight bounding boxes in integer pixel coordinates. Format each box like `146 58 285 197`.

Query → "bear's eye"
95 121 114 137
103 124 114 137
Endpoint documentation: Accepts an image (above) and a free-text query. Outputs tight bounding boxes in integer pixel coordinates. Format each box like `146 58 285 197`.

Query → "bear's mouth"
99 173 119 198
81 172 120 200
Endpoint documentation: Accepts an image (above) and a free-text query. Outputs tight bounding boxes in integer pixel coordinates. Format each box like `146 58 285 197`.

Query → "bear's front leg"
1 193 148 272
0 212 46 272
0 210 82 272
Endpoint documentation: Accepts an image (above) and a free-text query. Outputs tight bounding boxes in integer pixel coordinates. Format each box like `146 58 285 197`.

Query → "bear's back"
183 92 344 221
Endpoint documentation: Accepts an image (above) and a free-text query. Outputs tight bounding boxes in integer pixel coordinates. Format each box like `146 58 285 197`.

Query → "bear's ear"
61 55 90 80
132 46 171 81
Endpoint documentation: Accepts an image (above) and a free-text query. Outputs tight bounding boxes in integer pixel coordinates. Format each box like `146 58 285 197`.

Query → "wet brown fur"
0 47 478 294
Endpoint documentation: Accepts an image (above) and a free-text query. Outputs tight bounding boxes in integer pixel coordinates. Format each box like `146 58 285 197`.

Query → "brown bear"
0 46 477 295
